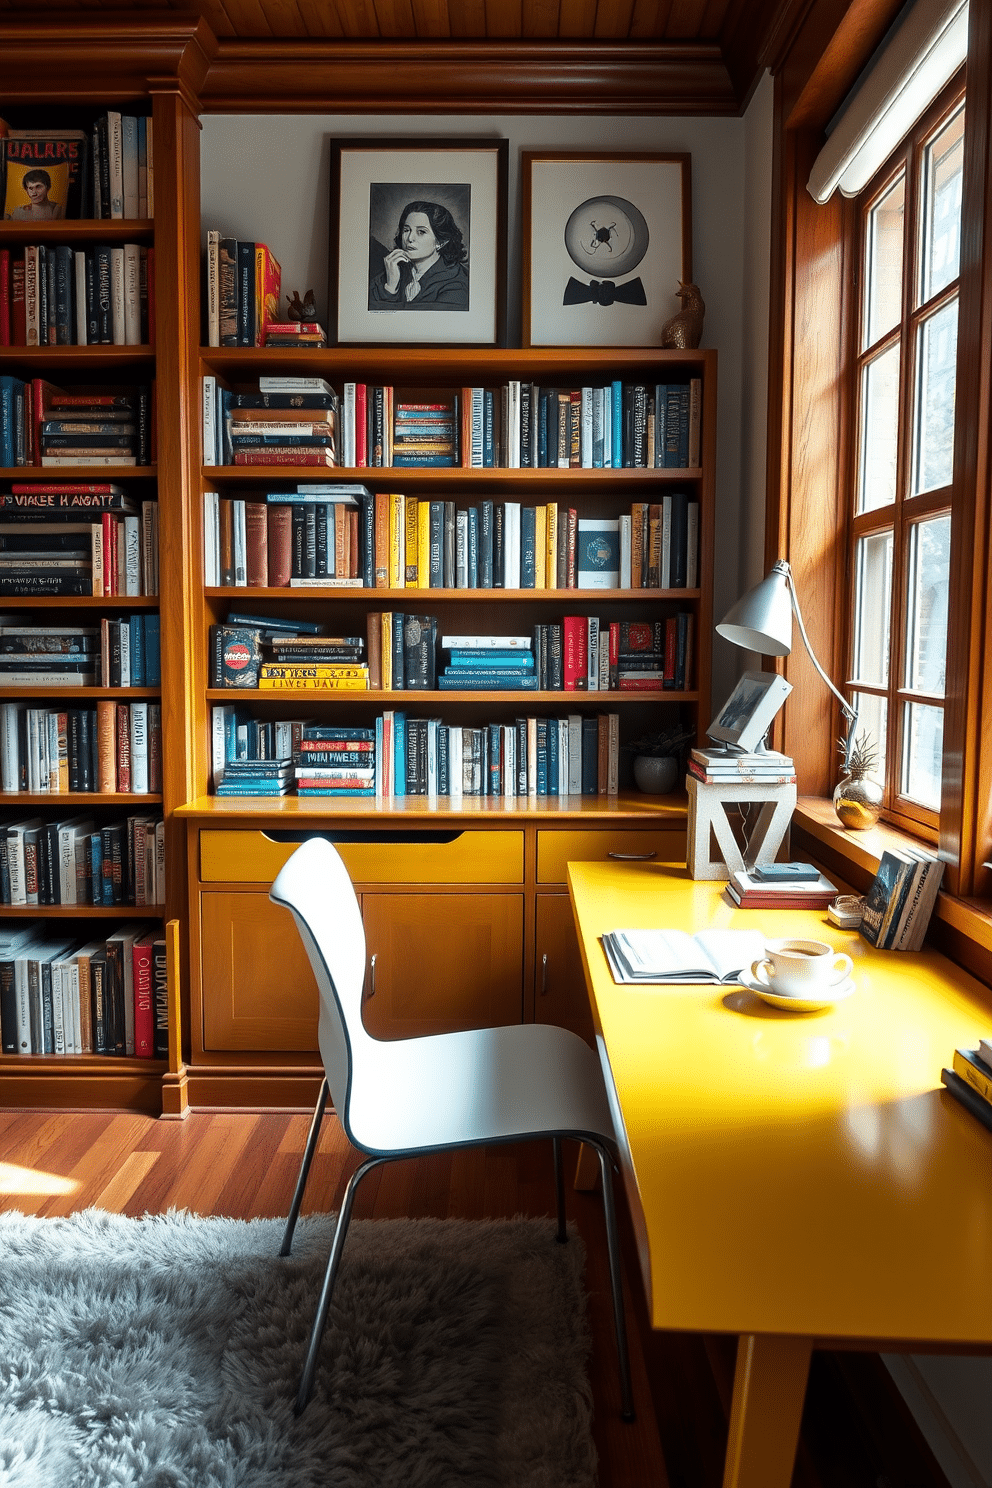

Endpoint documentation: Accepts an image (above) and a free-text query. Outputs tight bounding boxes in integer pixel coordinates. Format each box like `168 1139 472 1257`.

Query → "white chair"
271 836 634 1420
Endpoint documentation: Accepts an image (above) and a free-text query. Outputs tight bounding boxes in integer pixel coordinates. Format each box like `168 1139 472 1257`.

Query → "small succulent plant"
839 730 878 780
624 724 696 758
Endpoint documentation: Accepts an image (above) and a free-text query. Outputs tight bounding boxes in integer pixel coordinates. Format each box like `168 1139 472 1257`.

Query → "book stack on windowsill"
941 1041 992 1134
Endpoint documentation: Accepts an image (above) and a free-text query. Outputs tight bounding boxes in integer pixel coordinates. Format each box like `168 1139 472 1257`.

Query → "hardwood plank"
558 0 599 36
445 0 488 35
373 0 417 36
594 0 636 38
629 0 671 39
333 0 381 35
523 0 561 37
152 1112 262 1213
293 0 345 34
409 0 451 34
93 1149 161 1213
484 0 521 37
38 1113 153 1217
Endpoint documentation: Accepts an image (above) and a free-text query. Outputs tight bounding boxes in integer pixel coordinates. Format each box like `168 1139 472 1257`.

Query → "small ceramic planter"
633 755 679 794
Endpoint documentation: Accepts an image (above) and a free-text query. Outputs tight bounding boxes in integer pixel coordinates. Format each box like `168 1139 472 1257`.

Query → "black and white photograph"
331 139 507 345
521 152 691 347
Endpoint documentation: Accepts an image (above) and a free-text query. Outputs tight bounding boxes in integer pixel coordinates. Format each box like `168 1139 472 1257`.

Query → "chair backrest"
269 838 371 1124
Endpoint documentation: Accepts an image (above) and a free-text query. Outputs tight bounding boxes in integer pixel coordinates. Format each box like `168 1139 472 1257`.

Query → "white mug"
749 938 853 998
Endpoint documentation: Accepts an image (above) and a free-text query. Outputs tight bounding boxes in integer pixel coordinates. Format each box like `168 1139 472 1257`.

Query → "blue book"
215 781 291 795
295 787 375 797
536 389 549 468
520 506 536 588
391 612 404 691
654 384 668 468
547 717 560 795
129 614 145 686
486 722 502 795
375 714 384 795
479 501 494 588
143 613 161 686
393 711 406 797
0 376 25 468
611 381 623 469
468 507 478 589
89 832 103 906
438 673 539 690
446 651 535 668
437 723 449 795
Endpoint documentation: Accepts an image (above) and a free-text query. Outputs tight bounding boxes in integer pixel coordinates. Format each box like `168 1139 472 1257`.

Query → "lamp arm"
783 566 860 762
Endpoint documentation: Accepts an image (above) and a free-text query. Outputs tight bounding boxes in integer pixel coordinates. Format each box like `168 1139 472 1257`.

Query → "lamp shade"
716 562 794 655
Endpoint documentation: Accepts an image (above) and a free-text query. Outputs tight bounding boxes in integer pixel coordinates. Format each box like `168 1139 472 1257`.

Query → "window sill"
795 797 992 958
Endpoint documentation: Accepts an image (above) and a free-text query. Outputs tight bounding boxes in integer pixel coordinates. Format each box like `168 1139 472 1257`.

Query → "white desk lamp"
716 559 859 767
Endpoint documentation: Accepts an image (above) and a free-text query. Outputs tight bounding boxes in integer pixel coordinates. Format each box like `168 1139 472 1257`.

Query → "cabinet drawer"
536 829 686 883
199 828 524 885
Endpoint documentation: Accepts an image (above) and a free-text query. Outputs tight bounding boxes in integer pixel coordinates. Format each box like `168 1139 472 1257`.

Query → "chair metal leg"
295 1153 386 1416
280 1078 329 1258
552 1137 567 1243
592 1140 636 1423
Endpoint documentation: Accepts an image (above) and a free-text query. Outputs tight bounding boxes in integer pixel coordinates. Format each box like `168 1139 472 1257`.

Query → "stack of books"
0 923 167 1059
0 486 158 597
391 397 457 467
294 726 375 798
263 320 326 348
203 234 280 348
0 624 98 686
726 865 838 909
202 376 339 468
258 630 368 692
688 746 796 785
439 635 537 692
942 1041 992 1133
860 847 946 951
213 756 294 796
38 389 144 468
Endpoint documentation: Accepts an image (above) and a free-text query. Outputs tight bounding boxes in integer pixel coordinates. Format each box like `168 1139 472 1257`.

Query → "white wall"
200 110 748 718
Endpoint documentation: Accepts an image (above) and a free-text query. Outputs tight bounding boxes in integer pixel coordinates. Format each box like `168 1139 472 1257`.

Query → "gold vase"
832 772 884 830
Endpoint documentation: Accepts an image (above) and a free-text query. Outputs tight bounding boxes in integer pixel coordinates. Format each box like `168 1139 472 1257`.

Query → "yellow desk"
568 858 992 1488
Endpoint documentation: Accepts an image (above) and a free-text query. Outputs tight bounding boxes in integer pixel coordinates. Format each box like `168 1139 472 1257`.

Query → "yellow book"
405 495 419 585
417 500 430 588
259 664 369 680
952 1047 992 1105
534 506 547 589
389 492 404 588
257 677 370 691
545 502 558 590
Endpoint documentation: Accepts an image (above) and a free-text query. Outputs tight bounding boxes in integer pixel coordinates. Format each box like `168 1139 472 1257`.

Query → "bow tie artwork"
562 194 650 312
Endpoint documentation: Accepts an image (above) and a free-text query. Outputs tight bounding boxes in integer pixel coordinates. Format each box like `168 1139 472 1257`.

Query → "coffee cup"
748 938 853 998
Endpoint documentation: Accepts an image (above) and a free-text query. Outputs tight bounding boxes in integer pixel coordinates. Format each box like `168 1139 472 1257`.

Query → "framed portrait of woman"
330 138 508 346
521 152 692 348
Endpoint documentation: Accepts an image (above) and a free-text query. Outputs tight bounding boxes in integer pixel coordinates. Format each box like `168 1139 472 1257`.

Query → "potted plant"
623 723 696 794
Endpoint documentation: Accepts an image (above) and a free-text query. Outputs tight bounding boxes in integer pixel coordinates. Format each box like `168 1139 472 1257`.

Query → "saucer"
736 973 855 1012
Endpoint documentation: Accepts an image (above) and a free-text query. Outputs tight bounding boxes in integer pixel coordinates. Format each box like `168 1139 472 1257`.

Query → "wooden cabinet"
534 894 595 1044
200 891 318 1051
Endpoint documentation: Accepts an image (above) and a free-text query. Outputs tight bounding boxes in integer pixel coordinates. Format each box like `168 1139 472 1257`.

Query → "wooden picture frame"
521 151 692 348
330 137 508 347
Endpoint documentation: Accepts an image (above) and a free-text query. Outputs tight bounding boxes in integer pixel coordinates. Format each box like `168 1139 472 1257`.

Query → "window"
847 90 964 834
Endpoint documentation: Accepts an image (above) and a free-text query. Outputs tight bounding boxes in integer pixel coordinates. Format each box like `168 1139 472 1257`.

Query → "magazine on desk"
602 927 767 985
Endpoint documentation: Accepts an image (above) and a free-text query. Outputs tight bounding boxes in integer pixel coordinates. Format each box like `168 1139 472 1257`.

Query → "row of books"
203 487 699 594
200 375 704 471
1 113 153 223
209 713 623 797
0 243 154 349
0 496 159 595
203 234 281 349
2 812 164 908
0 618 161 688
0 382 153 468
0 921 167 1060
209 615 693 694
942 1040 992 1134
0 701 162 795
860 845 946 952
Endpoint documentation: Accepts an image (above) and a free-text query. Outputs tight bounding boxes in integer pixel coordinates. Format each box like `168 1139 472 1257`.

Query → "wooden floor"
0 1107 955 1488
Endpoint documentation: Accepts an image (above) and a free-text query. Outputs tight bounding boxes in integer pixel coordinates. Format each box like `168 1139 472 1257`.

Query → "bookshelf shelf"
0 792 163 804
0 1054 167 1069
0 220 155 245
206 688 695 703
201 345 710 382
206 586 701 602
0 687 160 700
2 904 165 917
0 466 158 480
202 464 701 488
0 595 159 609
0 349 156 371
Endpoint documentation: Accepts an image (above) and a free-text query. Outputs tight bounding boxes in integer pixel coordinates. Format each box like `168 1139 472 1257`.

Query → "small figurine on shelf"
264 289 327 348
660 282 705 349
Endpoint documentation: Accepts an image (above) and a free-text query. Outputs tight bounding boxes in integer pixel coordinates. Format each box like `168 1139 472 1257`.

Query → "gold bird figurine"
660 282 705 349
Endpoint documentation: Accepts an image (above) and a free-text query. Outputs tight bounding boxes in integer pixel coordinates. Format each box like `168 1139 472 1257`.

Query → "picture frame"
330 137 508 347
521 151 692 348
706 672 793 754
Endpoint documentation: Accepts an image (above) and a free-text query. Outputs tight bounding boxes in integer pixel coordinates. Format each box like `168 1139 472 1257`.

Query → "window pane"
905 513 950 694
850 692 887 788
865 174 905 349
921 106 964 304
853 530 893 685
902 701 943 809
913 298 958 495
859 344 900 512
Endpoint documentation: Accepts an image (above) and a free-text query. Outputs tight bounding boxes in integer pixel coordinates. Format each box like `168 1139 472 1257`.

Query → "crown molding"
0 14 217 103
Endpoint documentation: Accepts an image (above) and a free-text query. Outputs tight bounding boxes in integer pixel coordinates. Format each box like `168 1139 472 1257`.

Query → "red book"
101 511 114 594
664 616 679 688
31 378 64 468
132 933 156 1058
11 259 25 346
354 383 368 468
233 448 336 466
244 500 268 587
562 615 588 691
0 249 9 346
266 503 293 588
254 242 282 346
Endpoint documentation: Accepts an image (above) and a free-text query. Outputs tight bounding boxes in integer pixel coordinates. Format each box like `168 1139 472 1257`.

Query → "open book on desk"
602 928 767 985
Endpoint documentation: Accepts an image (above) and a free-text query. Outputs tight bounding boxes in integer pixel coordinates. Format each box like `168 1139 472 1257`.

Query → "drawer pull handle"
608 851 657 861
540 953 548 997
367 953 377 1000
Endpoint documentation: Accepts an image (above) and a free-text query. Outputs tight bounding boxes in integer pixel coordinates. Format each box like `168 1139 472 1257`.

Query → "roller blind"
807 0 968 204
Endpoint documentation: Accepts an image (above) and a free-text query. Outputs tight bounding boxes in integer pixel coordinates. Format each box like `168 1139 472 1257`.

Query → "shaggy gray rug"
0 1208 596 1488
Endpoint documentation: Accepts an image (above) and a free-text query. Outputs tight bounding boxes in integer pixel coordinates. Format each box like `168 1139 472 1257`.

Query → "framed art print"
521 152 692 348
330 138 508 346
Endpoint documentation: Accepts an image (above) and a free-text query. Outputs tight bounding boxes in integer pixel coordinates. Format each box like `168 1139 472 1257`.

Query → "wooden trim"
200 40 738 115
0 15 216 104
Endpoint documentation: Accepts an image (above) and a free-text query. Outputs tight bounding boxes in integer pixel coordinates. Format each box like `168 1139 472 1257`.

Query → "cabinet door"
361 893 524 1039
201 891 319 1052
534 895 595 1045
